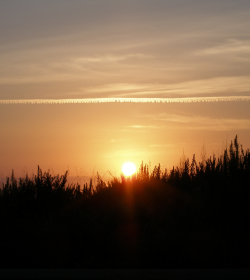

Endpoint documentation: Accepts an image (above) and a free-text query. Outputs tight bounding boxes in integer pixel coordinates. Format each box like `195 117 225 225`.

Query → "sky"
0 0 250 180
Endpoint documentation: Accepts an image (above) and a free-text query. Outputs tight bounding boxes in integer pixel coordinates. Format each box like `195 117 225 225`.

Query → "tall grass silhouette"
0 135 250 268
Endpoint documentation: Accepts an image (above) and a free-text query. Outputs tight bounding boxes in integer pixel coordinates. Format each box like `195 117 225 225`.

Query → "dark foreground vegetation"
0 135 250 268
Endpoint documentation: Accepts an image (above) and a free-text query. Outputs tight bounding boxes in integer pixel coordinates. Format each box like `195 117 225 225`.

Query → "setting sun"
122 162 136 176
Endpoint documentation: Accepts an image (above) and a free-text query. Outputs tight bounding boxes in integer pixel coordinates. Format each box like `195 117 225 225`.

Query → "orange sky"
0 1 250 180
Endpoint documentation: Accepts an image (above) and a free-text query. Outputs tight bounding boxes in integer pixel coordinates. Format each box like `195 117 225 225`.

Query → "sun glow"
122 162 136 176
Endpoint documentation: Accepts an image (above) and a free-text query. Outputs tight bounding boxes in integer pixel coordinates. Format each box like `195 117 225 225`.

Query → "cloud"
127 125 159 129
149 144 176 148
83 76 250 98
1 1 250 100
195 39 250 57
147 113 250 131
0 96 250 105
85 83 146 94
110 138 125 143
74 53 151 64
103 149 146 158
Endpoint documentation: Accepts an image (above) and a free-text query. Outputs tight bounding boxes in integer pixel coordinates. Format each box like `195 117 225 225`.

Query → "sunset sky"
1 1 250 180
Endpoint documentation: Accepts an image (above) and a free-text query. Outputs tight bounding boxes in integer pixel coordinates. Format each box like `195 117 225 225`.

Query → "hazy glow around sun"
122 162 136 176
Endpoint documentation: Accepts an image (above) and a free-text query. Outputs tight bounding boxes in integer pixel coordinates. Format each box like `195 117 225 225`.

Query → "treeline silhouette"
0 135 250 268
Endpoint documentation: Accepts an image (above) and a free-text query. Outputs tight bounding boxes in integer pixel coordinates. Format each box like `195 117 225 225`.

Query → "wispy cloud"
195 39 250 56
149 144 177 148
85 83 146 94
0 96 249 105
110 138 125 143
0 96 250 105
1 1 250 101
103 149 146 158
127 125 159 129
147 113 250 131
74 53 151 64
83 76 250 98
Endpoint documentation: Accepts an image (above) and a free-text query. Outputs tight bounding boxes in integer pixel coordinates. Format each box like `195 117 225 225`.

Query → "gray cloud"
1 1 250 100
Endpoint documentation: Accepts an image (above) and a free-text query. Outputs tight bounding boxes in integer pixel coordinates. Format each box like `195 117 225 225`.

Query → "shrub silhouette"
0 135 250 268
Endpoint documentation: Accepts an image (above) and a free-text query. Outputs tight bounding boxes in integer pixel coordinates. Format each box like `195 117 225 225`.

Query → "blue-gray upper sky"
1 0 250 100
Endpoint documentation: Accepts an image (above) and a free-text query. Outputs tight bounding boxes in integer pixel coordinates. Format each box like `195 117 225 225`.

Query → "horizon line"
1 96 250 104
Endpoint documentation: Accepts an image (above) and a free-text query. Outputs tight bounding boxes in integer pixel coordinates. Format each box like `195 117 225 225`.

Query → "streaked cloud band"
0 96 250 105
